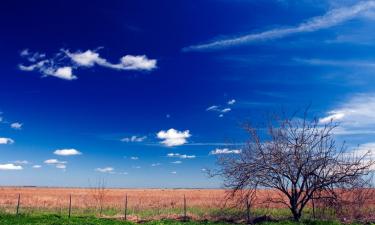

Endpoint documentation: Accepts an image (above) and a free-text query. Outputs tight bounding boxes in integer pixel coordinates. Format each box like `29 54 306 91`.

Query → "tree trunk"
291 207 301 221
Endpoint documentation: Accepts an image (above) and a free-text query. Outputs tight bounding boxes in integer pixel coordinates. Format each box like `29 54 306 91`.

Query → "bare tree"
90 178 108 216
214 109 374 221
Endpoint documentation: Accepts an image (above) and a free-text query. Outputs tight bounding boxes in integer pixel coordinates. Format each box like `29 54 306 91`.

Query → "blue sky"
1 0 375 188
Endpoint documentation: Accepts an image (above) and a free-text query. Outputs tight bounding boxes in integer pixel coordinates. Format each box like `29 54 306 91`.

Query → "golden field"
0 187 374 221
0 187 227 210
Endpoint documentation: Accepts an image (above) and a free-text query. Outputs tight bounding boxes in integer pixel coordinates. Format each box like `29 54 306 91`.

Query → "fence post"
183 194 187 221
312 197 316 219
246 198 251 224
124 194 128 221
68 194 72 218
16 194 20 215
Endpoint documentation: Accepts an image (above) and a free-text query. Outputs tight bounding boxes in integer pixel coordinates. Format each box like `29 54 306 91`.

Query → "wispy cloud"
44 159 67 169
227 99 236 105
65 49 156 71
151 163 161 167
167 153 196 159
56 164 66 169
210 148 242 155
130 156 139 160
206 105 219 111
44 159 67 164
347 143 375 170
32 165 42 169
171 160 182 164
54 148 82 156
10 122 22 130
319 93 375 135
19 48 157 80
121 135 147 143
206 99 235 117
0 137 14 144
157 128 191 147
95 167 114 173
294 58 375 68
13 160 29 165
183 1 375 51
0 163 23 170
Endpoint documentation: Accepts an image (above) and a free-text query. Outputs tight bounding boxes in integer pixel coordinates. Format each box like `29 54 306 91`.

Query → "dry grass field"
0 187 287 220
0 187 374 221
0 187 226 211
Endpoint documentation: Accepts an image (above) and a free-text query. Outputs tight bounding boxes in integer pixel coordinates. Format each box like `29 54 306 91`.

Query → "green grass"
0 214 233 225
0 206 331 220
0 214 372 225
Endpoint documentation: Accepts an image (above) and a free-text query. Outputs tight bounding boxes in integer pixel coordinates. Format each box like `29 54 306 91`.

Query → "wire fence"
0 188 374 222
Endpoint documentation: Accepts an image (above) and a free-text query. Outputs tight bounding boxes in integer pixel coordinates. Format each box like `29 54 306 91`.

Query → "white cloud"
319 93 375 134
44 159 67 164
151 163 161 167
167 153 180 157
51 67 76 80
20 49 45 62
65 49 105 67
157 128 191 147
10 122 23 130
227 99 236 105
32 165 42 169
19 57 77 80
319 112 345 123
206 105 219 111
19 48 157 80
96 167 114 173
56 164 66 169
347 143 375 170
210 148 242 155
121 135 147 142
183 1 375 51
130 156 139 160
171 171 177 174
0 163 23 170
13 160 29 165
53 148 82 156
206 102 234 117
352 143 375 157
294 58 375 68
118 55 157 71
180 154 196 159
0 138 14 144
221 108 231 113
171 160 182 164
167 153 196 159
66 49 157 71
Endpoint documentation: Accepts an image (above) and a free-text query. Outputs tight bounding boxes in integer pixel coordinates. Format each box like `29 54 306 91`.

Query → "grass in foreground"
0 214 372 225
0 214 232 225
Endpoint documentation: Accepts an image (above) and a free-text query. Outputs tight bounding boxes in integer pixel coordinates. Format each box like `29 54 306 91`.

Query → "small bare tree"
91 179 108 216
214 109 374 221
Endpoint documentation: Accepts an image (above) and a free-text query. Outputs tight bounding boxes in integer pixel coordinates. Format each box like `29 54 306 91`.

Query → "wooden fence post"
16 194 20 215
124 194 128 221
246 198 251 224
312 197 316 219
68 194 72 218
183 194 187 221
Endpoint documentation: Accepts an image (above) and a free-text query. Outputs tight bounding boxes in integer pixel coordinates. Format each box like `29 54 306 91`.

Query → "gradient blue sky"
1 0 375 188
